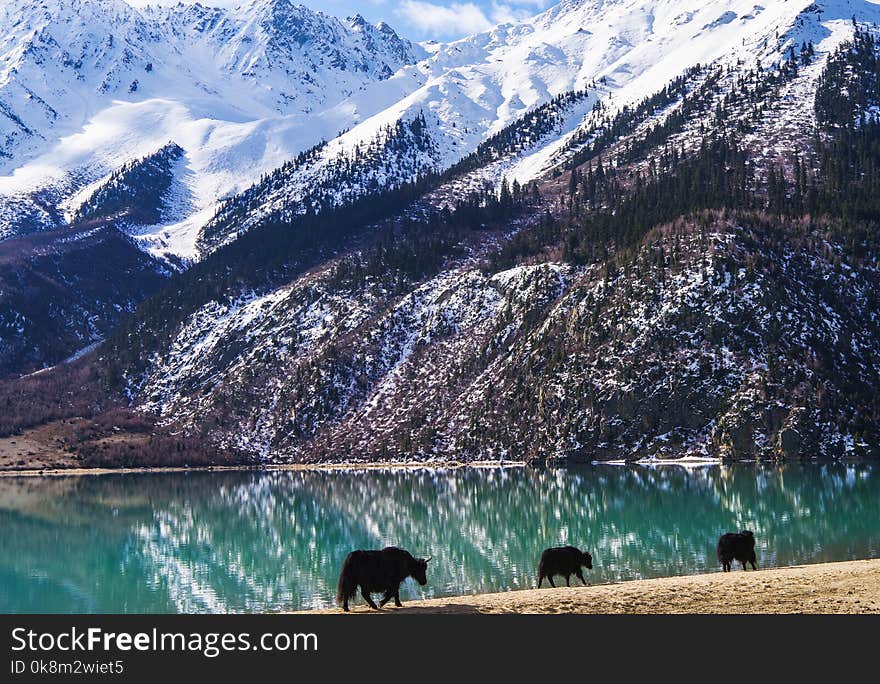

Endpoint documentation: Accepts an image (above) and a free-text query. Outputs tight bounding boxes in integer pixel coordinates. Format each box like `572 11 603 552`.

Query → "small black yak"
717 530 758 572
537 545 593 588
336 546 431 612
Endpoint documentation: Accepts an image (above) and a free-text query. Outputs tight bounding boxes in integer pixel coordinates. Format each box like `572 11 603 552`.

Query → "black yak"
537 545 593 588
717 530 758 571
336 546 431 612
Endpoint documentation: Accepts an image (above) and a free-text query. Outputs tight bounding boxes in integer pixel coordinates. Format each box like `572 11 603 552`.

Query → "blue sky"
125 1 557 41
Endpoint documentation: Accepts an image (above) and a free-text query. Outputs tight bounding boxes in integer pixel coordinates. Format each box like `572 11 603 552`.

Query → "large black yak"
717 530 758 571
336 546 431 612
537 546 593 588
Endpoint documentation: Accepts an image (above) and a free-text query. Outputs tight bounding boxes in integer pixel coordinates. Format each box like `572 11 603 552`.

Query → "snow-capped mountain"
2 0 880 467
114 4 880 464
204 0 880 248
0 0 424 254
3 0 879 263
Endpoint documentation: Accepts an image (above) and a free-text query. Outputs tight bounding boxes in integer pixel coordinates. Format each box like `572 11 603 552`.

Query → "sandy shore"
301 559 880 614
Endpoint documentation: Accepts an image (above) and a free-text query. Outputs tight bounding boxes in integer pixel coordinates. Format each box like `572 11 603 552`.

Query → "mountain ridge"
6 1 878 263
0 1 879 466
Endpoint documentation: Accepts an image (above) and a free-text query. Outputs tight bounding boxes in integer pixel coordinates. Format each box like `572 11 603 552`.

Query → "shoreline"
1 453 874 478
295 559 880 614
0 460 531 478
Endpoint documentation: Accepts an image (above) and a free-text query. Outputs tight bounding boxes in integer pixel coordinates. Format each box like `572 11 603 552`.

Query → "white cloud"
397 1 534 38
488 1 534 24
397 1 492 38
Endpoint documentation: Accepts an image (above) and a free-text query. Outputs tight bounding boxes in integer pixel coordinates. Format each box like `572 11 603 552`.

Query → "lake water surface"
0 462 878 613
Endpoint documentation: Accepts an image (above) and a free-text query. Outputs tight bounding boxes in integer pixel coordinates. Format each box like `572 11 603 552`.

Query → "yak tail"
336 554 357 606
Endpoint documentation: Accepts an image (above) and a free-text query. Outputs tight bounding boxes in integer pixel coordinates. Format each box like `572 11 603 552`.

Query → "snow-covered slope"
138 216 880 463
0 0 424 255
2 0 880 264
182 0 880 253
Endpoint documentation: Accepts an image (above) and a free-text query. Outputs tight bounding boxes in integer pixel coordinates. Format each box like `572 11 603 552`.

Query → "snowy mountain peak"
0 0 425 166
150 1 227 30
3 0 880 263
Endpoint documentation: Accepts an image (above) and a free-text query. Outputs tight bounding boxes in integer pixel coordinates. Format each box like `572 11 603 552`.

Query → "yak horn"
424 556 433 563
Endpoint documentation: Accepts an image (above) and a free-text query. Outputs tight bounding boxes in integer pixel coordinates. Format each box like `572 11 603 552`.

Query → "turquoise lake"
0 462 878 613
